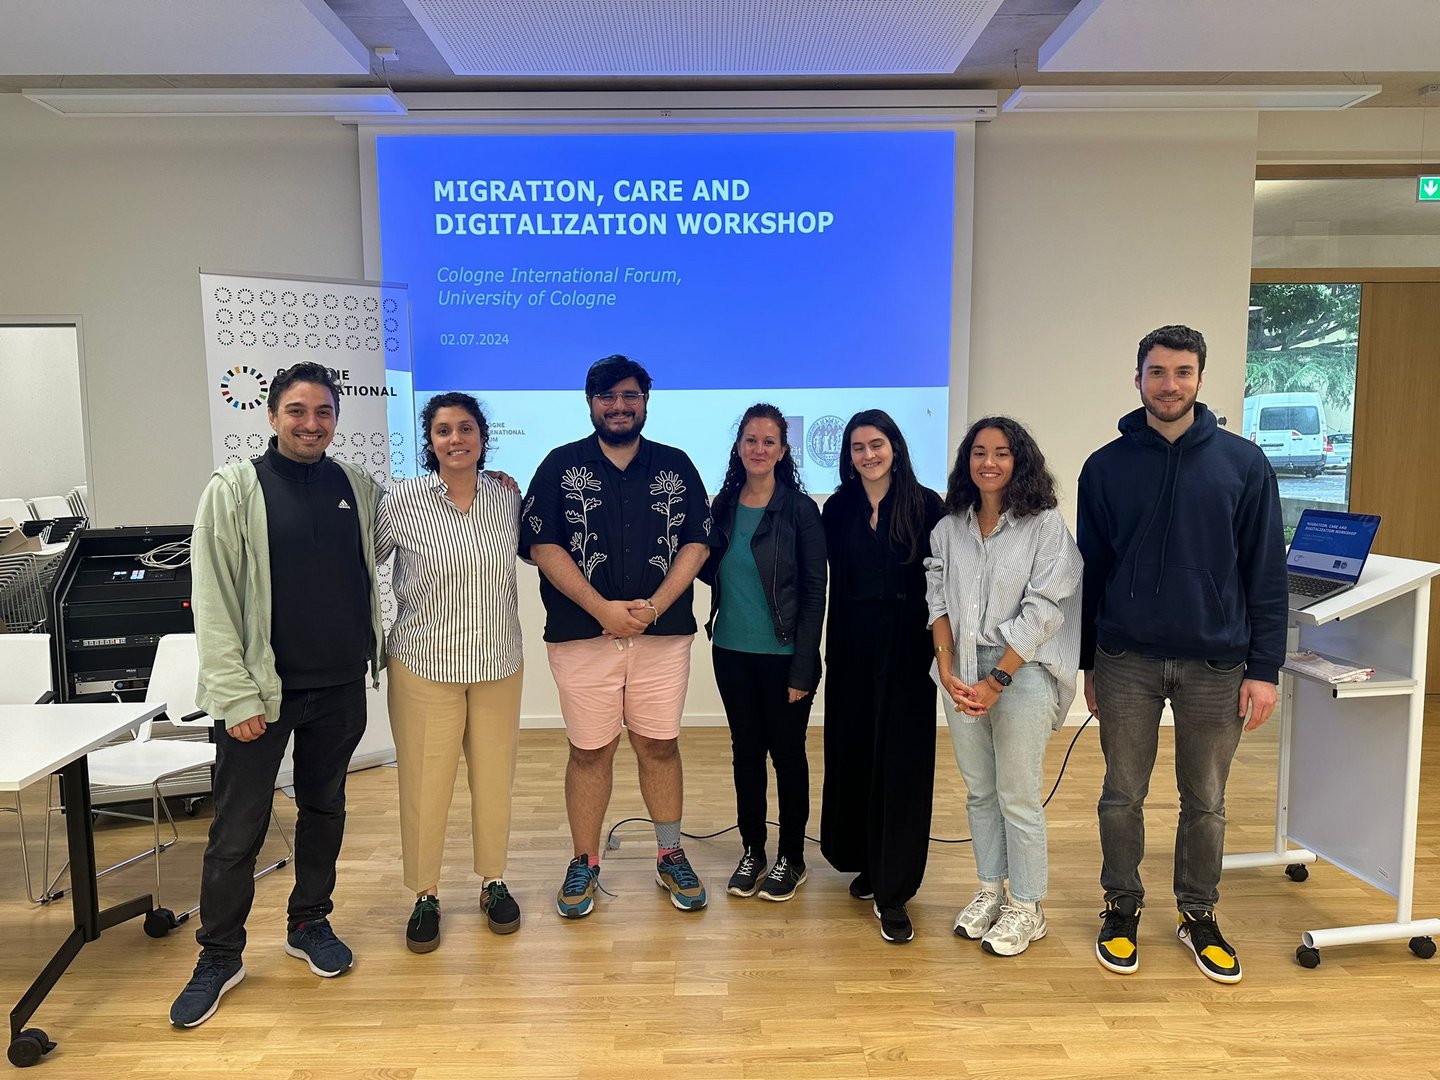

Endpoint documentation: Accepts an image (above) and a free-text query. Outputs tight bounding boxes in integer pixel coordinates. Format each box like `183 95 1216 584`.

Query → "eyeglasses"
593 391 645 405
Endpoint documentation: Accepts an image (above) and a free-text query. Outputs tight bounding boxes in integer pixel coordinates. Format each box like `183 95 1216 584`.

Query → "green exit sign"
1420 176 1440 202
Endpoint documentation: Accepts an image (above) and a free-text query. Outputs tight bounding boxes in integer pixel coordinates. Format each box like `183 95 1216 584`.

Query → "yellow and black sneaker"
1096 895 1141 974
1177 910 1242 983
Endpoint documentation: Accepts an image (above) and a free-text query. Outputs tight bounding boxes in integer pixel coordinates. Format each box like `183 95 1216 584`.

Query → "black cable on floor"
602 712 1098 852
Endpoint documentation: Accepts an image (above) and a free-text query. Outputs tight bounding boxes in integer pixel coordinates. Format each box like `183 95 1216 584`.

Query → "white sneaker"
953 887 1005 940
981 902 1047 957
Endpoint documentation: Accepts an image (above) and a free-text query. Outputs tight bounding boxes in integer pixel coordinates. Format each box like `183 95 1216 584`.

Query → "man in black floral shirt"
522 355 717 919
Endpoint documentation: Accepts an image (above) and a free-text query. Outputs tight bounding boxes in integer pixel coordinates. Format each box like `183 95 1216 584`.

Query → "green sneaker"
656 850 707 911
556 855 600 919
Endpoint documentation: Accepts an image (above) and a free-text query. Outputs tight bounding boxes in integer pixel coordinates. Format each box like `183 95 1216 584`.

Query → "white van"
1242 392 1327 477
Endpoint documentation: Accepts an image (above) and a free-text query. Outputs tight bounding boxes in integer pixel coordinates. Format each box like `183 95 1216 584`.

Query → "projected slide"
375 130 955 491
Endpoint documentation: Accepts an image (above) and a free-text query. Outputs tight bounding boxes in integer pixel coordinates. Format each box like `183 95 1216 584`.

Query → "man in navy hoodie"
1078 324 1286 985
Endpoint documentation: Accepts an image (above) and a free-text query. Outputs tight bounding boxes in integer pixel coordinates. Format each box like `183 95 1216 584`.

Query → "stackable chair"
44 634 294 937
0 633 57 903
28 496 73 520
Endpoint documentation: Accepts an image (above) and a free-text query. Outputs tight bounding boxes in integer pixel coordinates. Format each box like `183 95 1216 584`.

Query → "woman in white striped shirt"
376 392 524 953
925 416 1082 958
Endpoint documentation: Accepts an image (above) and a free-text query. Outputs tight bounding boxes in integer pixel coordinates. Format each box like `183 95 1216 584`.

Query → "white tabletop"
0 702 167 791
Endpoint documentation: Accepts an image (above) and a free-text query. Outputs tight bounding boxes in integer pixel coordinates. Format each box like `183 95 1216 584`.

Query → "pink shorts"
545 635 693 750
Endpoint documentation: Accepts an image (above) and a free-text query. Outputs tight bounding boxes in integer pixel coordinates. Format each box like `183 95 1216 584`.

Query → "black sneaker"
727 848 767 897
874 902 914 943
1096 895 1141 974
284 919 353 977
170 954 245 1028
482 880 522 935
848 872 874 901
407 895 440 953
1177 909 1242 983
757 855 807 902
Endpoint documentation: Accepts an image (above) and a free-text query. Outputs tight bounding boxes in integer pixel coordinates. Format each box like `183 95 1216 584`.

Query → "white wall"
0 325 86 501
0 96 364 529
970 111 1261 531
1254 233 1440 268
0 97 1266 725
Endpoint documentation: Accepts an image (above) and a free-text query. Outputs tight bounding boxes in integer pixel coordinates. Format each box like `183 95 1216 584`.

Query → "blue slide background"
376 131 955 392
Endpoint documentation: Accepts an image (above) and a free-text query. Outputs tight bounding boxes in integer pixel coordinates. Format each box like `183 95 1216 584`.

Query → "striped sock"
655 820 681 857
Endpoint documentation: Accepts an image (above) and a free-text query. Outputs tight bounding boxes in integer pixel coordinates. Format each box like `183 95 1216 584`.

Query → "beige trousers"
387 655 523 893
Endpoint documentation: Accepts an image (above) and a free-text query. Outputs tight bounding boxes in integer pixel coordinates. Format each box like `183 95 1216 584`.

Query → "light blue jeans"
946 645 1059 903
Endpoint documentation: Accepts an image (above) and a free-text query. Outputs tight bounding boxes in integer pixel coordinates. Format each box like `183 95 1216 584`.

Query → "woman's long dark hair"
944 415 1058 517
711 404 804 523
420 391 488 472
837 408 930 563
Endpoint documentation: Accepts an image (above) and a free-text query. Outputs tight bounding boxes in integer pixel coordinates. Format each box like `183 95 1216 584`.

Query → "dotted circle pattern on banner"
261 310 277 327
224 434 241 450
260 289 276 305
217 330 235 346
332 433 347 448
326 334 340 349
324 313 339 330
238 309 255 326
282 291 297 306
305 333 320 349
262 331 278 347
344 295 358 311
283 311 298 327
237 288 253 305
365 316 379 332
304 313 319 329
240 330 256 347
370 432 385 447
365 336 380 351
324 294 338 310
385 337 398 352
246 433 265 450
216 309 233 325
284 332 300 348
214 287 232 304
384 298 397 313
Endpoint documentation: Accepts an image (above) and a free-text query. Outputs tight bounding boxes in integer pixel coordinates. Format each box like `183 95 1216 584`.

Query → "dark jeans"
1094 648 1246 912
197 680 367 959
712 646 814 863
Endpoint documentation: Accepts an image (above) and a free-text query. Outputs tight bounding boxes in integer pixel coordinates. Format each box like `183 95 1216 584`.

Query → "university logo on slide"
219 365 270 410
807 415 845 470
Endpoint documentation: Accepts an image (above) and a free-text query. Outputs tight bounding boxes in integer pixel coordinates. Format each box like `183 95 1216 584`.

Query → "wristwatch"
987 667 1013 688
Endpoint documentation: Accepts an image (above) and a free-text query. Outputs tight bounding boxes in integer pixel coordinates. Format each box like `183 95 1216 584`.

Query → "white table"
1 702 165 1068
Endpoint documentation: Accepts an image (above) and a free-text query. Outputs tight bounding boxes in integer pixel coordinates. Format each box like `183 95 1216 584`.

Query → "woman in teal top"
701 404 827 902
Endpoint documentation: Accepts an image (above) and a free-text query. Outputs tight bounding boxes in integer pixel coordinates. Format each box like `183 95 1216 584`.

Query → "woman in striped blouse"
925 416 1082 958
376 392 524 953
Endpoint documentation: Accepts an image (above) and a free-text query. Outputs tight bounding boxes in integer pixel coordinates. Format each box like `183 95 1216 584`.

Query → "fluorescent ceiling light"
1003 85 1381 112
21 88 407 118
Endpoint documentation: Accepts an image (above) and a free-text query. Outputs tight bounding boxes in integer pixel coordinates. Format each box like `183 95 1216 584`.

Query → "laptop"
1286 509 1381 609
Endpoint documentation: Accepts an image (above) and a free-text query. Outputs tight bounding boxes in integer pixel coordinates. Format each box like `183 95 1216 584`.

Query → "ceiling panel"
1041 0 1440 73
1255 178 1440 237
398 0 1008 76
0 0 370 75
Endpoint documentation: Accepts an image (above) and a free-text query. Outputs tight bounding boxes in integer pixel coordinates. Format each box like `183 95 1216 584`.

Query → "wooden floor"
4 710 1440 1079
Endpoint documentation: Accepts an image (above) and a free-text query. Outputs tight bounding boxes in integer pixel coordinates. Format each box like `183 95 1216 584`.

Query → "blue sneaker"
656 850 708 911
170 954 245 1027
556 855 600 919
284 919 353 977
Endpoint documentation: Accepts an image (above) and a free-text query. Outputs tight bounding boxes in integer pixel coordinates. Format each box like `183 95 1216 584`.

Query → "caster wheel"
1296 945 1321 968
7 1028 55 1068
1285 863 1310 882
1409 936 1436 959
144 908 177 938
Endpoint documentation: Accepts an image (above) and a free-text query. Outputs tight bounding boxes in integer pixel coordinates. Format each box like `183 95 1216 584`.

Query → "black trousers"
196 680 367 959
820 603 937 909
712 646 815 863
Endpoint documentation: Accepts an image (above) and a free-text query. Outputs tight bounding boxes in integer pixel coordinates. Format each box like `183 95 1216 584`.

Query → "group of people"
169 324 1286 1028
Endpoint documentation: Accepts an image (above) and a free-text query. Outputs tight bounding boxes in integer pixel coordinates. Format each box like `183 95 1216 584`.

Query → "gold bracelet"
934 645 953 654
643 598 659 626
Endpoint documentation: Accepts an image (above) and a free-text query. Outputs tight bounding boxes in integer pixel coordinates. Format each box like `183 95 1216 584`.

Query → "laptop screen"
1286 509 1381 582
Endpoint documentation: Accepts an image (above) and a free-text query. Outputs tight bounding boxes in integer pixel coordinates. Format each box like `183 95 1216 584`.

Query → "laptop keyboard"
1289 573 1340 598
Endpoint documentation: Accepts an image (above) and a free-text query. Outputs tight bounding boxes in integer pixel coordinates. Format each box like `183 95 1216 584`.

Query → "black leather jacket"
700 484 828 693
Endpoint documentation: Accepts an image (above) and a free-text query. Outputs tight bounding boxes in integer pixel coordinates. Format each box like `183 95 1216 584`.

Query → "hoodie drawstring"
1153 446 1184 595
1129 442 1173 599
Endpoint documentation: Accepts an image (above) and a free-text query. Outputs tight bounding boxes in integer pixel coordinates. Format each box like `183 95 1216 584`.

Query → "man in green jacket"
171 362 384 1028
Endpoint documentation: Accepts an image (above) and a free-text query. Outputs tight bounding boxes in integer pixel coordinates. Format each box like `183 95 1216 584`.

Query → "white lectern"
1223 552 1440 967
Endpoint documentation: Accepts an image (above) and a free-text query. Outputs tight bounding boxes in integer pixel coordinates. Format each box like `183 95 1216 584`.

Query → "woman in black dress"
820 409 946 943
